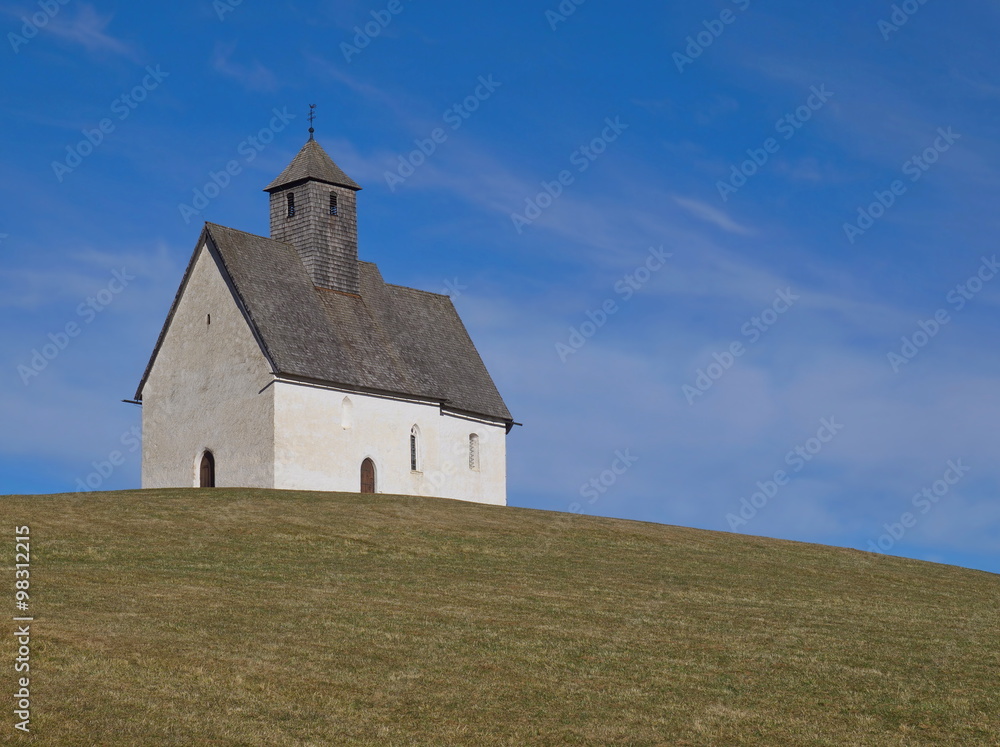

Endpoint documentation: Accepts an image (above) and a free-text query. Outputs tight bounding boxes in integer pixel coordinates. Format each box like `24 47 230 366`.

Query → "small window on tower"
286 193 295 218
207 314 211 326
329 193 338 216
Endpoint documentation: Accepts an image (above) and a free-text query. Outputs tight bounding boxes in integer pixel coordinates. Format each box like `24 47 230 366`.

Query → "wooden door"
200 451 215 488
360 458 375 494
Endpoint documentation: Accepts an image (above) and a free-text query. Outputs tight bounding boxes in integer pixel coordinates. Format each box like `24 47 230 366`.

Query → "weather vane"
308 103 317 140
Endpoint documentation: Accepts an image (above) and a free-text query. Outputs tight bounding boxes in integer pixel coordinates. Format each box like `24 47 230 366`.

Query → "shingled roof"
264 139 361 192
136 223 512 425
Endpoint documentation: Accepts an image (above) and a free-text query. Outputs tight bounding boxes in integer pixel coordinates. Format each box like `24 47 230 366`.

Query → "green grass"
0 489 997 745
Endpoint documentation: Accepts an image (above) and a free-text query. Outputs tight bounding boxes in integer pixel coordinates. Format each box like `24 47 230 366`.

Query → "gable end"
134 226 278 401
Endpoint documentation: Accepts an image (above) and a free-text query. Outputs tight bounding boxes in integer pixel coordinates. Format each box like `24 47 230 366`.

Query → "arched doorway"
199 451 215 488
360 458 376 494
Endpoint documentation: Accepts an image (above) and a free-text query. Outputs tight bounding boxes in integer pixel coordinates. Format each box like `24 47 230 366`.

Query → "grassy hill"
0 489 997 745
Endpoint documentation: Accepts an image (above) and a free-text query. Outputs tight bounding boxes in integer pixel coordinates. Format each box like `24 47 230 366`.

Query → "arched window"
360 458 376 494
341 396 353 430
286 192 295 217
410 425 420 472
469 434 480 471
199 450 215 488
329 193 339 216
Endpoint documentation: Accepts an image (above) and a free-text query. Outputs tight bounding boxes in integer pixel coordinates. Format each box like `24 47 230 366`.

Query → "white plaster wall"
141 244 275 488
273 382 507 505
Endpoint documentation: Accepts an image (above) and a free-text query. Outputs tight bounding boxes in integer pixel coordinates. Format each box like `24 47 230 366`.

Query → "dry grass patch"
0 488 997 745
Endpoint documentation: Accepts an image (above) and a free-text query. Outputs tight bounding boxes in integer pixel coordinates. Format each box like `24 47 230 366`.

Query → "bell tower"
264 117 362 295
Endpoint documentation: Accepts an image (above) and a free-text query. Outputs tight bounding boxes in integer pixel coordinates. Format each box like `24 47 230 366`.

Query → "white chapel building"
134 134 514 504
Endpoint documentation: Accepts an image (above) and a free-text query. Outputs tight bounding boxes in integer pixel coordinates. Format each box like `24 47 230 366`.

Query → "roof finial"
308 103 316 141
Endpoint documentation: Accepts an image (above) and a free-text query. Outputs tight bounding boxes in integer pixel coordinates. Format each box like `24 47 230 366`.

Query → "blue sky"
2 0 999 574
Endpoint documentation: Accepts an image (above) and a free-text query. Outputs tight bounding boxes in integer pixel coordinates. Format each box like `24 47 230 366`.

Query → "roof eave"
263 176 362 194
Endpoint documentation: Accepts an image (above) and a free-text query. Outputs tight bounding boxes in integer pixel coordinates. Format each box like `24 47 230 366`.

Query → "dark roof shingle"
263 139 361 192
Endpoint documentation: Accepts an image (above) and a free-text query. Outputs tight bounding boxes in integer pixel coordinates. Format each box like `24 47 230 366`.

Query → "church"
133 128 514 505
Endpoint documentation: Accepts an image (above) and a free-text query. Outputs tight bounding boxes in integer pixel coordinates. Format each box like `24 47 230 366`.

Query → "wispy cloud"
0 243 176 311
950 70 1000 100
44 4 137 58
305 53 416 119
211 42 279 92
672 195 755 235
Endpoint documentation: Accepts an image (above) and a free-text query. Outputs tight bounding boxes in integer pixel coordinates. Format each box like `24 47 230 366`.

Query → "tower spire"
308 103 316 141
